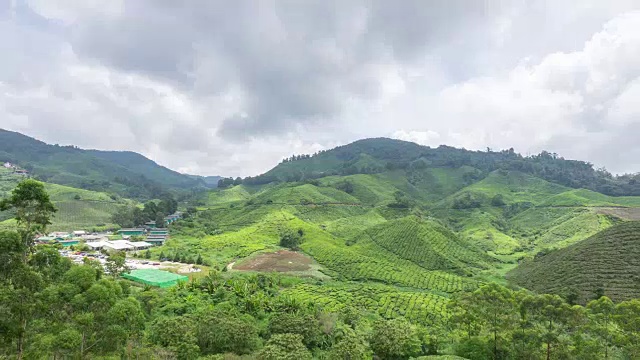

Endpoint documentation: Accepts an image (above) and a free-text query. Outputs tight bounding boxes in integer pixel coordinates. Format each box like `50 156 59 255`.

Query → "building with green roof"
121 269 188 288
118 228 145 236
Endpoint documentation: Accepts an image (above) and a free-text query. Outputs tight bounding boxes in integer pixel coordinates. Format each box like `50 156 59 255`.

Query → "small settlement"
2 162 29 176
34 212 196 287
35 212 182 250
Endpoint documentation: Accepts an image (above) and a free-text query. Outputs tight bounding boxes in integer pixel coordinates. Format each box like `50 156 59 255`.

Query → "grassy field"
507 221 640 303
0 170 135 231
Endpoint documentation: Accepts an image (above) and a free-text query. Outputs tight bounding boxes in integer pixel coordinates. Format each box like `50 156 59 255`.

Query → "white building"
82 234 109 242
104 240 135 251
128 241 153 250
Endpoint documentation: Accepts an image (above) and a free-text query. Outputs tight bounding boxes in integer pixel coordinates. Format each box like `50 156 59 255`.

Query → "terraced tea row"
363 216 496 275
508 221 640 303
283 282 449 324
301 234 478 293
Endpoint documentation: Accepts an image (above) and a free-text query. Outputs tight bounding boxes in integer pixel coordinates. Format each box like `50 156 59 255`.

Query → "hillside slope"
507 221 640 303
246 137 640 197
0 129 208 198
0 168 134 231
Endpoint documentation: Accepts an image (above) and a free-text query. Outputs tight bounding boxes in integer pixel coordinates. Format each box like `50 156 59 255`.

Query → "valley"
3 136 640 358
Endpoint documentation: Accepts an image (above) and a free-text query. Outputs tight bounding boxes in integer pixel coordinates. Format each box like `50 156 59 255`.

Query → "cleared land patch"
235 250 314 272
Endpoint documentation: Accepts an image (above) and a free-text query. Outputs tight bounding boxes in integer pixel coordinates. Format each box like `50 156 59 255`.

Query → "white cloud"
390 11 640 170
1 2 640 177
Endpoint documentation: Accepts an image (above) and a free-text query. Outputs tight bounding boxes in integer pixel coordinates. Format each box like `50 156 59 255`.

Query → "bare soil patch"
597 207 640 220
234 250 313 272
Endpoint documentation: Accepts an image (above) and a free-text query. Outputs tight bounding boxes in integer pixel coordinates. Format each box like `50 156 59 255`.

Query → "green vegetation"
508 221 640 303
8 135 640 358
1 171 135 231
0 129 210 199
242 138 640 198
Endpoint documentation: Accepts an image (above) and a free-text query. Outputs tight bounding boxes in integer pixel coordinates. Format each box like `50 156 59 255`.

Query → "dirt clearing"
597 207 640 220
234 250 314 272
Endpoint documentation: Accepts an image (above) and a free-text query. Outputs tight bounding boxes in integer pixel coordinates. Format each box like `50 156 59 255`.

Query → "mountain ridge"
0 129 221 198
244 137 640 197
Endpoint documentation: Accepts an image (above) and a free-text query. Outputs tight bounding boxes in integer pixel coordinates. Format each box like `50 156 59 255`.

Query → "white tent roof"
104 240 134 250
128 241 153 248
86 241 109 249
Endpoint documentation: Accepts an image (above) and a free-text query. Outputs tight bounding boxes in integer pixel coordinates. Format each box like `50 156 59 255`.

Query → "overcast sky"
1 1 639 177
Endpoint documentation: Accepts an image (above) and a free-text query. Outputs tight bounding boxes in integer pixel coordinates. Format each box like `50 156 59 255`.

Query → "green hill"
245 137 640 197
507 221 640 303
361 217 496 275
0 129 212 198
0 169 134 231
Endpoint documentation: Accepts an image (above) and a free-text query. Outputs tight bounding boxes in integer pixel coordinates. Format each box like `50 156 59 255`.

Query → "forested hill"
0 129 210 199
243 138 640 196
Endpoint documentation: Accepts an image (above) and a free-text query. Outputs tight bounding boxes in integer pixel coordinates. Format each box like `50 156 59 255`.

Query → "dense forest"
241 138 640 196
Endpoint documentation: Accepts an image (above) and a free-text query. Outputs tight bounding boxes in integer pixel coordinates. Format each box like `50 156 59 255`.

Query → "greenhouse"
122 269 188 288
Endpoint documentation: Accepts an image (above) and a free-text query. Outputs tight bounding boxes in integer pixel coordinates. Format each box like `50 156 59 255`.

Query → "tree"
149 316 200 360
615 299 640 358
465 283 517 359
491 194 506 207
268 312 321 347
196 254 203 265
328 326 371 360
0 180 55 360
522 294 573 360
0 179 56 259
195 310 260 355
388 191 413 208
155 213 165 228
105 297 146 349
0 231 26 281
279 230 303 250
258 334 312 360
144 250 151 259
587 296 616 359
105 252 129 279
335 180 354 194
370 318 421 359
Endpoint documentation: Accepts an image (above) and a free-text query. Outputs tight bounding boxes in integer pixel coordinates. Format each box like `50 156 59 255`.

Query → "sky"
1 0 640 177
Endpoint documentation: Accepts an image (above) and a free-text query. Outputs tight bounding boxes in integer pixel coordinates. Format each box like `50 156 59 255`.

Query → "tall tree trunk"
546 342 550 360
494 328 498 360
81 331 85 359
16 317 26 360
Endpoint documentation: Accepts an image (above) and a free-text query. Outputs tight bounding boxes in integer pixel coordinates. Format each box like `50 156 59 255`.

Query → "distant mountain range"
0 129 220 199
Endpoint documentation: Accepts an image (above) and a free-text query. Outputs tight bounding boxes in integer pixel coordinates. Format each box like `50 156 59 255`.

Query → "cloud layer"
1 1 639 176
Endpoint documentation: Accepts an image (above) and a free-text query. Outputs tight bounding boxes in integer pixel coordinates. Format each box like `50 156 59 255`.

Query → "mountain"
85 150 202 188
245 138 640 197
507 221 640 304
186 174 222 188
0 129 214 198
